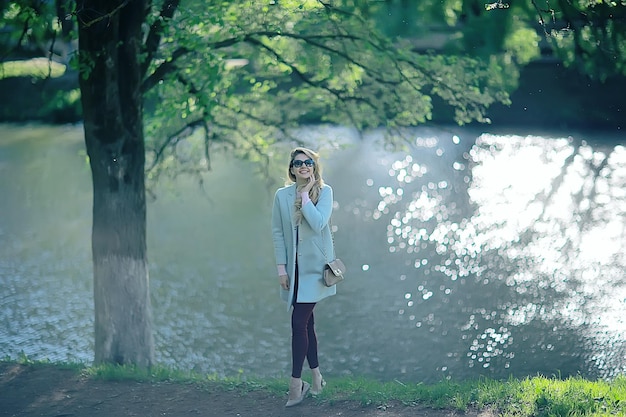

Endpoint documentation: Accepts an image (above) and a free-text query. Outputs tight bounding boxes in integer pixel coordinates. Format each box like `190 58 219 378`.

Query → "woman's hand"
301 174 316 194
279 274 289 290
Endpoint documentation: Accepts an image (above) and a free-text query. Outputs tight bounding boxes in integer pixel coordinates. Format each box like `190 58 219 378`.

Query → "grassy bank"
6 357 624 417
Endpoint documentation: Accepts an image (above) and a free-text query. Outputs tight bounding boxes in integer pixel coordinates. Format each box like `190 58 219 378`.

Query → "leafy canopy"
141 0 511 180
1 0 519 179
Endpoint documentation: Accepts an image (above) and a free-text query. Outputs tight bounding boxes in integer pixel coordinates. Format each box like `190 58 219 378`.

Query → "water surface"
1 124 624 382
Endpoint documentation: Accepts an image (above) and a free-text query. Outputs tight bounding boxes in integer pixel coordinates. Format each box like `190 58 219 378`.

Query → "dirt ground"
0 363 496 417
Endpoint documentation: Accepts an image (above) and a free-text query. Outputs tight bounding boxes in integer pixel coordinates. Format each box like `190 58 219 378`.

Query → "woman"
271 147 336 407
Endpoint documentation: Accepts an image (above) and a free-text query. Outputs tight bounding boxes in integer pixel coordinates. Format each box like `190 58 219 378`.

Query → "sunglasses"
291 159 315 168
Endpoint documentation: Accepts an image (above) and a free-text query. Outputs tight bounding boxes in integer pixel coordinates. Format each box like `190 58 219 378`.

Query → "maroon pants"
291 302 319 378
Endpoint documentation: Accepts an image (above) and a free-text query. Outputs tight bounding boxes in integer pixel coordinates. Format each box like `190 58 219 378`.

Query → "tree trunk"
77 0 154 367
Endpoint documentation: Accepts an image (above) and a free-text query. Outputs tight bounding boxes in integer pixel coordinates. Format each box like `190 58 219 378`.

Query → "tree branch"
141 29 393 94
76 0 130 28
142 0 181 77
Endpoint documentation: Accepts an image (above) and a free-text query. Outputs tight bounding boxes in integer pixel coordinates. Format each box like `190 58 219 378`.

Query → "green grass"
3 357 625 416
0 58 66 79
309 375 626 415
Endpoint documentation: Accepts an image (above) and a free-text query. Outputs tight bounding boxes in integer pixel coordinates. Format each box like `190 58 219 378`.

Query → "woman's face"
290 153 316 182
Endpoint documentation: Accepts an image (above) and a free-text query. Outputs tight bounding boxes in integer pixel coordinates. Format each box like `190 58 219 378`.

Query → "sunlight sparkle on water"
469 135 626 337
376 132 626 376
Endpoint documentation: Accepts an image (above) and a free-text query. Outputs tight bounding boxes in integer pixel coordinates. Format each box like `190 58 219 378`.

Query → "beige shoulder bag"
322 218 346 287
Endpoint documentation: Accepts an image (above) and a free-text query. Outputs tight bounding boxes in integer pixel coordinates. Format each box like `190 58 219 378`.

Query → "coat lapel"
285 183 297 226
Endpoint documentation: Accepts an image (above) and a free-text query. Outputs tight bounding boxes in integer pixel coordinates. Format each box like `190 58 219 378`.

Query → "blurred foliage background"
0 0 624 128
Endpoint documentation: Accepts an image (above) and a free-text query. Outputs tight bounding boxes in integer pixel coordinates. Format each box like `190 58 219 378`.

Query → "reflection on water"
0 124 625 383
359 131 626 380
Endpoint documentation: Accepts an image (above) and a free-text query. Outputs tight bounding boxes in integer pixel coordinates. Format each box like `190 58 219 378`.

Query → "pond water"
0 123 625 383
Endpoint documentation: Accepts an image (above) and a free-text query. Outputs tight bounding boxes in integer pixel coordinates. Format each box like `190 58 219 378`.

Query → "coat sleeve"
301 185 333 233
271 190 288 265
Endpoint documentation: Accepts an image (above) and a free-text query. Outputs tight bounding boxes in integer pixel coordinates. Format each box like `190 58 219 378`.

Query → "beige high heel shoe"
285 377 310 407
310 367 326 395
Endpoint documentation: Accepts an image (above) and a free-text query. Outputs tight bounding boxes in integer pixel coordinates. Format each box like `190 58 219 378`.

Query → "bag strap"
321 216 336 263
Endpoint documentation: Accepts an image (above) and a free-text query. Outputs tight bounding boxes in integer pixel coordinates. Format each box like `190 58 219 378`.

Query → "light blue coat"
272 183 337 308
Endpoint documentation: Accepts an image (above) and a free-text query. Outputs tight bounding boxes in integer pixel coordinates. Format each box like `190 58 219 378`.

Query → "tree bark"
77 0 154 367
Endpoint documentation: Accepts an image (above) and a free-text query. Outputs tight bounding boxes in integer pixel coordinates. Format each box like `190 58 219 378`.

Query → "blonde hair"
288 147 324 223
